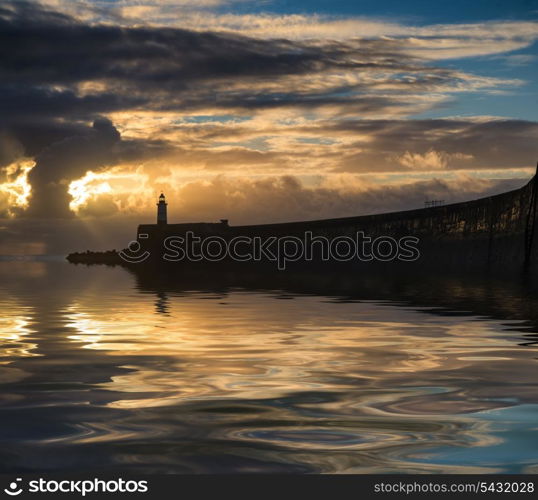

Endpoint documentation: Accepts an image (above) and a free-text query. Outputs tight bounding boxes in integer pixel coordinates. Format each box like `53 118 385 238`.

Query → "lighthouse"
157 192 167 225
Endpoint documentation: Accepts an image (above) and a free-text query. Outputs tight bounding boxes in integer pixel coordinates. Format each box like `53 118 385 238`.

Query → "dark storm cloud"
0 132 24 168
0 1 528 161
26 118 121 218
0 2 416 86
0 84 140 158
2 120 89 162
0 0 466 121
0 0 468 183
0 85 142 119
0 0 435 171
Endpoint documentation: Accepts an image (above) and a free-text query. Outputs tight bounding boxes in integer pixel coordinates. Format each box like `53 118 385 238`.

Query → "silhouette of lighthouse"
157 192 167 225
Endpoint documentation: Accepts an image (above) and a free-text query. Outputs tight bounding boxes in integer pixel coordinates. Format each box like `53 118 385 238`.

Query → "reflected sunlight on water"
0 261 537 473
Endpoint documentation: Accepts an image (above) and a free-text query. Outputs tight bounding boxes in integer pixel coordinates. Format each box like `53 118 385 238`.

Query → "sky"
0 0 537 254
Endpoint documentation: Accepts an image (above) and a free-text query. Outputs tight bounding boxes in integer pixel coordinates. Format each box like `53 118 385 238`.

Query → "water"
0 260 537 473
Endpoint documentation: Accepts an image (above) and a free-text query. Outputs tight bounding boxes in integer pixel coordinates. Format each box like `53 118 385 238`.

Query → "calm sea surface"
0 259 537 473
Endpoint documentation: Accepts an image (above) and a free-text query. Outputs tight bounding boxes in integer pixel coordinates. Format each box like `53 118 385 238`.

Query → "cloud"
33 1 538 61
71 172 529 225
0 132 24 167
0 159 34 217
111 117 538 176
0 0 521 126
0 1 536 226
309 118 538 173
26 118 121 217
34 1 538 58
397 150 473 170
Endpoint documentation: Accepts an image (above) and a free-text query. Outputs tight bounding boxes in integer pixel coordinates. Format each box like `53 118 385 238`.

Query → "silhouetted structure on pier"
68 164 538 278
157 192 167 225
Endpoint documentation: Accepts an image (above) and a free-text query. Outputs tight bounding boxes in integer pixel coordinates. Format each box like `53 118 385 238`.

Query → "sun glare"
68 171 113 212
0 160 34 216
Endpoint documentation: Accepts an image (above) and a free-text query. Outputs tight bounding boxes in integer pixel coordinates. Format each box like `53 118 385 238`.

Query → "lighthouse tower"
157 192 167 225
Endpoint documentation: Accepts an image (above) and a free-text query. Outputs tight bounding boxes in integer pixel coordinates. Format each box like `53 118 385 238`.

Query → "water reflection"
0 260 536 473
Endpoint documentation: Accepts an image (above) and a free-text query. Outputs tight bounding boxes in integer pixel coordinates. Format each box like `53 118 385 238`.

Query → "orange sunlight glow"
68 170 113 212
0 160 34 216
67 166 163 216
